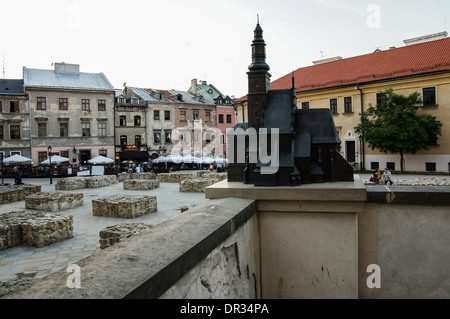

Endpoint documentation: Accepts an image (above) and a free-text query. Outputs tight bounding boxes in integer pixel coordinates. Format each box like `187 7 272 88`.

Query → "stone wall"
118 172 157 182
99 223 152 250
0 185 41 204
0 211 73 250
123 180 160 190
25 192 84 211
179 178 219 193
156 171 227 183
55 175 117 190
92 195 157 218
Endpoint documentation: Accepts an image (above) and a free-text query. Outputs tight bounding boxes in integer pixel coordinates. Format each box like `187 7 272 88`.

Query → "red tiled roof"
236 37 450 102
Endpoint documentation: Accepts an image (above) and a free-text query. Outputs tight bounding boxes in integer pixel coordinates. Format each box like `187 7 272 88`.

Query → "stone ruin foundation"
25 192 84 211
179 178 219 193
55 175 118 190
99 223 151 250
92 195 157 219
123 179 160 190
0 211 73 250
0 185 41 204
118 172 158 182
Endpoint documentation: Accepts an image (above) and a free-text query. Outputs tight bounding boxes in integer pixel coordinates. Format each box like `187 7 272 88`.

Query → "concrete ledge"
366 186 450 205
2 197 256 299
206 175 367 202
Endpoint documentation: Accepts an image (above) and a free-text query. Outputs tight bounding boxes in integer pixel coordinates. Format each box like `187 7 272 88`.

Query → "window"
82 123 90 136
371 162 380 170
59 98 68 110
219 114 224 123
119 98 125 104
193 111 199 121
134 116 141 127
330 99 338 115
38 152 47 164
205 111 211 122
135 135 142 146
165 132 172 144
120 135 127 146
425 162 436 172
38 123 47 137
423 87 436 106
180 110 186 121
302 102 309 109
205 133 211 144
98 100 106 111
99 149 107 157
0 125 3 140
98 123 106 137
10 101 19 113
82 99 90 111
37 97 46 110
60 151 69 159
226 114 232 124
376 93 386 107
60 123 69 137
154 132 161 144
428 135 438 146
120 116 126 126
10 125 20 140
165 110 171 121
386 162 396 171
0 101 2 112
344 97 353 113
154 110 160 120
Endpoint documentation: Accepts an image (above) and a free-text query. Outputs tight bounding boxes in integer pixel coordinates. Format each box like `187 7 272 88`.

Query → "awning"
118 151 150 161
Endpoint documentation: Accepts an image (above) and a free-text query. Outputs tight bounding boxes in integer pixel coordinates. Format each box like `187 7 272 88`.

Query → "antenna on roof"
2 53 5 80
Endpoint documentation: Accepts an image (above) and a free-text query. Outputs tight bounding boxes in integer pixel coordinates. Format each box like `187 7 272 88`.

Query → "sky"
1 0 449 99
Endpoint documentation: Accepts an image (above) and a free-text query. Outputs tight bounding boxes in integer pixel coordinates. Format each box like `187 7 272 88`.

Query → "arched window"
120 135 127 146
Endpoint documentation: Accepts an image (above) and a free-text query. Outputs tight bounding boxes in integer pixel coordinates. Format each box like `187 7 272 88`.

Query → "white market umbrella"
41 155 70 165
88 155 114 165
2 154 32 164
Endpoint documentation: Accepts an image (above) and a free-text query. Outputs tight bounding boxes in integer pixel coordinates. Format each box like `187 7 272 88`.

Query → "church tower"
247 16 271 130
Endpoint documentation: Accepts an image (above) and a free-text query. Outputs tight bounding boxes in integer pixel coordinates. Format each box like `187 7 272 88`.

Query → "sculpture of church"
227 18 354 186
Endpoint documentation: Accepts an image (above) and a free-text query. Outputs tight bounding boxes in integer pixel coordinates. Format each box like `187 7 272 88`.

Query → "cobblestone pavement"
0 176 207 283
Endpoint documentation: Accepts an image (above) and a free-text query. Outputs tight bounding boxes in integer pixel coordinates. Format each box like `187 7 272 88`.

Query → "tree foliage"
354 88 443 171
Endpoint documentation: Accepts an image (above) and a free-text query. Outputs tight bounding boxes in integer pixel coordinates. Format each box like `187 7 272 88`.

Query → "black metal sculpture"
227 19 354 186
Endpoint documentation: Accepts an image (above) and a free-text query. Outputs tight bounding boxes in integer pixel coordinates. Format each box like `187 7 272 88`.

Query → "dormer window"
177 94 183 101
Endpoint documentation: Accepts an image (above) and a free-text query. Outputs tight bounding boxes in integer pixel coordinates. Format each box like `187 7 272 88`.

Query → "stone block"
99 223 151 249
0 211 73 250
123 179 160 190
25 192 84 211
179 178 219 193
55 177 87 190
92 195 157 219
0 185 42 204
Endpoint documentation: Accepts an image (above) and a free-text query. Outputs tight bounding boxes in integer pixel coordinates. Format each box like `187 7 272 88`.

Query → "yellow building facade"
235 36 450 173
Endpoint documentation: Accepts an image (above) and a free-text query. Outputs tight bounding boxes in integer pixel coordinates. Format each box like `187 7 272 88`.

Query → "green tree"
355 88 443 172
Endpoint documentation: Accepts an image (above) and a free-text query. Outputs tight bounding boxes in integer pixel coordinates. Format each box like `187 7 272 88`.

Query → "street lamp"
48 145 53 184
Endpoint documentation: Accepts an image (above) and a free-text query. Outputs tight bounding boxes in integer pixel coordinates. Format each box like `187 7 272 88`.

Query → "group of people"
370 167 393 186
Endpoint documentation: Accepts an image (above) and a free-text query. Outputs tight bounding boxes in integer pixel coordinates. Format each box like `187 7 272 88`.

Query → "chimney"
201 81 207 85
312 56 343 65
191 79 198 87
54 62 80 74
403 31 448 46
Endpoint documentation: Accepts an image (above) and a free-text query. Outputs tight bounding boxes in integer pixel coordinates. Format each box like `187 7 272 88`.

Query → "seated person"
370 169 382 184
